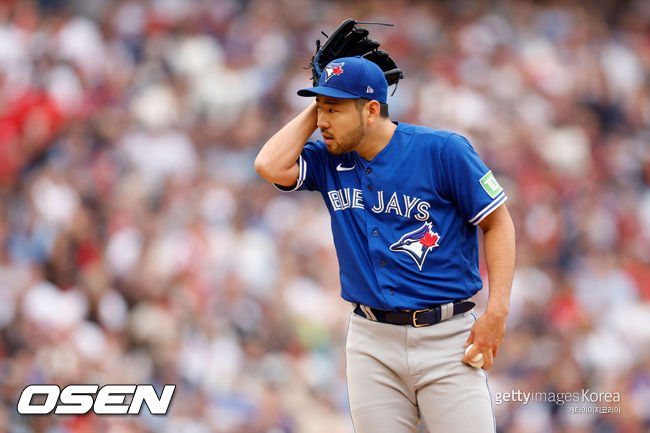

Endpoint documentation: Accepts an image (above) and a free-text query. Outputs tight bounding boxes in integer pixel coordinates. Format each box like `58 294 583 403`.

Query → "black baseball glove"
308 18 404 89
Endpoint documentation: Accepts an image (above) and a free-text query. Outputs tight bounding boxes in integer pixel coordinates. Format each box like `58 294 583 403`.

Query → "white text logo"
17 384 176 415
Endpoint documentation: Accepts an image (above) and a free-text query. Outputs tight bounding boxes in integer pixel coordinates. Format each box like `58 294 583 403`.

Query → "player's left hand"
463 310 507 371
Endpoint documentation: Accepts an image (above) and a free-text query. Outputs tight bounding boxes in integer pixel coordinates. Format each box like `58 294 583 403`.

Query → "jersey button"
368 185 373 191
380 260 386 267
365 168 372 174
373 230 379 237
389 289 394 295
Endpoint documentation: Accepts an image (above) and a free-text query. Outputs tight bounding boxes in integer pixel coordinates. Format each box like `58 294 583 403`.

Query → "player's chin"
327 141 354 155
326 142 344 155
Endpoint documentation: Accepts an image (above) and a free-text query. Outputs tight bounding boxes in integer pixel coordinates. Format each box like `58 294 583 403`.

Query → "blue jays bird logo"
389 222 441 271
324 62 344 82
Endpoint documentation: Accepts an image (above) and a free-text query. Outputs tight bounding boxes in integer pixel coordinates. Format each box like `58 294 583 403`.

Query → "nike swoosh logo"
336 163 355 171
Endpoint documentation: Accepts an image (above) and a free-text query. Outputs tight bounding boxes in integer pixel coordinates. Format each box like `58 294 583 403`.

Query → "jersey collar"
353 121 401 165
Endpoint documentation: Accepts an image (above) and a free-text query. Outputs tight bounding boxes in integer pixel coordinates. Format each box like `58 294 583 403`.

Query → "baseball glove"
308 18 404 90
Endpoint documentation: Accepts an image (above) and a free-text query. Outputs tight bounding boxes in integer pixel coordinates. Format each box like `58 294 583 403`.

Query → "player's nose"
316 114 330 130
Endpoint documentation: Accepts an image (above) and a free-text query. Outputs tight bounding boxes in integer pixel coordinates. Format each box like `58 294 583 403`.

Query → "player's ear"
366 100 381 125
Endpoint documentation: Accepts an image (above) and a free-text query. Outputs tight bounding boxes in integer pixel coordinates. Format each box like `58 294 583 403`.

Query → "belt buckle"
412 308 429 327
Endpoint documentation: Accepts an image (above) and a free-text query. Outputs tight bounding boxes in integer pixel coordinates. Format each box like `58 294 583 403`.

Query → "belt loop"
361 304 378 321
440 302 454 321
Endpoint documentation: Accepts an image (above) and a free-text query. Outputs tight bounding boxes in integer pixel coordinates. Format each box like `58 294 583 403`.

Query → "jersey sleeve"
273 140 327 192
438 134 507 225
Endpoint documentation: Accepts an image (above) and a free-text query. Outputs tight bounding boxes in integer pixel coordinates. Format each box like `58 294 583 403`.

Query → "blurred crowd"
0 0 649 432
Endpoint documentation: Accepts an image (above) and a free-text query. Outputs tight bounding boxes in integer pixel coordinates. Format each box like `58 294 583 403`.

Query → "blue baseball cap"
297 56 388 104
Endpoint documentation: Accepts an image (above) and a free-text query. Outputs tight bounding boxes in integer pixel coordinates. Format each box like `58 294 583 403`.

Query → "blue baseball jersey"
277 122 507 311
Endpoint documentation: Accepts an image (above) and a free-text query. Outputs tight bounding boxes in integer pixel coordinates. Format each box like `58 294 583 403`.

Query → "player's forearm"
480 205 515 317
255 101 318 186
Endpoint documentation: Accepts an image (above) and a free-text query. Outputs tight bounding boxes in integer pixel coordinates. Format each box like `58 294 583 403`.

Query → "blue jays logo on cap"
297 56 388 103
324 62 345 82
390 222 441 271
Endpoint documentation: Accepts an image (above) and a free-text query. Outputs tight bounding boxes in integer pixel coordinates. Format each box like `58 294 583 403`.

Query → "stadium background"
1 0 649 432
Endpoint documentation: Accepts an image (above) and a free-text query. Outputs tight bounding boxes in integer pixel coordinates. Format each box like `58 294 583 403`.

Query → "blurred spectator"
1 0 649 432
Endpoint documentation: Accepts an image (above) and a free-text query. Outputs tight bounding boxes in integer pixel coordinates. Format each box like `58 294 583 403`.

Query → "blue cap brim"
297 86 360 99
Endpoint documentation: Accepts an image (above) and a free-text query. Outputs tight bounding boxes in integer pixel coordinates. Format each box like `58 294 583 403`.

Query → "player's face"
316 97 365 155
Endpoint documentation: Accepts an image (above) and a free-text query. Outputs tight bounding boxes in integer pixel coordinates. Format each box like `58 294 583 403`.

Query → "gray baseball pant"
345 309 495 433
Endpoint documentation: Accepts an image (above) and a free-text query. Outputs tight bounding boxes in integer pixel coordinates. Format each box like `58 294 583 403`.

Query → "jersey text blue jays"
327 188 431 221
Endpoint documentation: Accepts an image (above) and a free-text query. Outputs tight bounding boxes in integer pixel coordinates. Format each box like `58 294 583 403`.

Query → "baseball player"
255 56 515 433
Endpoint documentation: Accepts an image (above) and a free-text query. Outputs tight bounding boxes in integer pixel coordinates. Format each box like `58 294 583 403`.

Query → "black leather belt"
354 300 475 327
